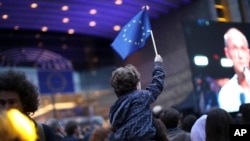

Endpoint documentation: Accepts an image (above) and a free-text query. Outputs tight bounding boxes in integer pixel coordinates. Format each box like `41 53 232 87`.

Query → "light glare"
2 14 8 19
89 9 97 15
30 3 38 8
68 29 74 34
194 55 208 66
220 57 233 67
41 26 48 32
115 0 123 5
62 17 69 23
89 21 96 27
113 25 121 31
61 5 69 11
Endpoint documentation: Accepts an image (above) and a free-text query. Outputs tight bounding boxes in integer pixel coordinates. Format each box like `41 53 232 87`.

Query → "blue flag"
111 8 151 60
37 70 74 94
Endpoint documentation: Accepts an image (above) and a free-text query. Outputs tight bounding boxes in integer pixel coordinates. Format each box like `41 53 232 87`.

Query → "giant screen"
183 20 250 114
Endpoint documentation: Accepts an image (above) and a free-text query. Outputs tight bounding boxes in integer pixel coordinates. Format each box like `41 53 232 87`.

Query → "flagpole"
150 30 158 55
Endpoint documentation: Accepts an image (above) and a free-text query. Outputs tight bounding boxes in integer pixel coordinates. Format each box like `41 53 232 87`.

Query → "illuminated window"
194 55 208 66
220 57 233 67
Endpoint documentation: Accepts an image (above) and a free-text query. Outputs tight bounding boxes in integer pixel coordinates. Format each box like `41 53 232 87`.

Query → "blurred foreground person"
109 54 165 140
0 108 37 141
0 70 56 141
190 115 207 141
205 108 235 141
160 107 191 141
181 114 197 133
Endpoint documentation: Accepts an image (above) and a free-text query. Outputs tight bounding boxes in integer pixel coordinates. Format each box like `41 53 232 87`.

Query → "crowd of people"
1 26 250 141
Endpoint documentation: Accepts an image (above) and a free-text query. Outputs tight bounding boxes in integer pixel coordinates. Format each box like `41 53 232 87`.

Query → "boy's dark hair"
181 114 197 132
110 64 140 97
0 70 39 115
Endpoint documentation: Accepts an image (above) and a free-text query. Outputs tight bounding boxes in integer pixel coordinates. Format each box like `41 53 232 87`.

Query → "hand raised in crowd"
154 54 163 63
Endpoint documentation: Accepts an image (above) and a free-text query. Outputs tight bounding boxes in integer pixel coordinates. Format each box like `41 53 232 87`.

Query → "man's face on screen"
225 35 250 74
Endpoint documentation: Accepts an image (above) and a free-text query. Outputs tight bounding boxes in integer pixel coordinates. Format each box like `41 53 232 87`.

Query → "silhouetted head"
110 64 140 97
159 107 181 129
0 70 39 116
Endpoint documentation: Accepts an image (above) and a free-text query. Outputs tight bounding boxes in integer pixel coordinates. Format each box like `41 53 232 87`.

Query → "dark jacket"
109 62 165 141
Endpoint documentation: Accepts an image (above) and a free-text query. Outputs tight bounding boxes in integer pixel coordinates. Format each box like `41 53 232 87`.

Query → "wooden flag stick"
150 30 158 55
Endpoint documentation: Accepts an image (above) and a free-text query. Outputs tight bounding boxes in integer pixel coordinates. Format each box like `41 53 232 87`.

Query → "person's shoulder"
63 136 79 141
42 123 57 140
218 76 237 94
174 129 191 141
42 123 52 132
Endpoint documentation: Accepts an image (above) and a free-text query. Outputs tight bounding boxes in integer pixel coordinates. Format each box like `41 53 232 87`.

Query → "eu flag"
37 70 74 94
111 8 151 60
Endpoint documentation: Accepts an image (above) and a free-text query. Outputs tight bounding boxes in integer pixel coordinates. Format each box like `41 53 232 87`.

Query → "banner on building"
37 70 74 94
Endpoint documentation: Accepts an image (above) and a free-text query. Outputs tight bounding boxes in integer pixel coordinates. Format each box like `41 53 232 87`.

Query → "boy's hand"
154 54 163 63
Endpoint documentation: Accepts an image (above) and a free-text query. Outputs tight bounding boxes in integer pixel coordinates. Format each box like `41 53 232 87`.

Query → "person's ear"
136 82 141 90
224 47 230 58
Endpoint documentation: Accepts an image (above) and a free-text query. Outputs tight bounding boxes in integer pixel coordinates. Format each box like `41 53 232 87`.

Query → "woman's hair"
152 118 169 141
110 64 140 97
0 70 39 115
205 108 235 141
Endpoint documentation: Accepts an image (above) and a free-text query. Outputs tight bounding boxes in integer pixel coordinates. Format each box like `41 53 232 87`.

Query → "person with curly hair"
109 54 165 141
0 70 56 141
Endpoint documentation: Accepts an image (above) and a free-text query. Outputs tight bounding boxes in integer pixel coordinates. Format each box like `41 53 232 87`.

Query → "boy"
109 54 165 140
